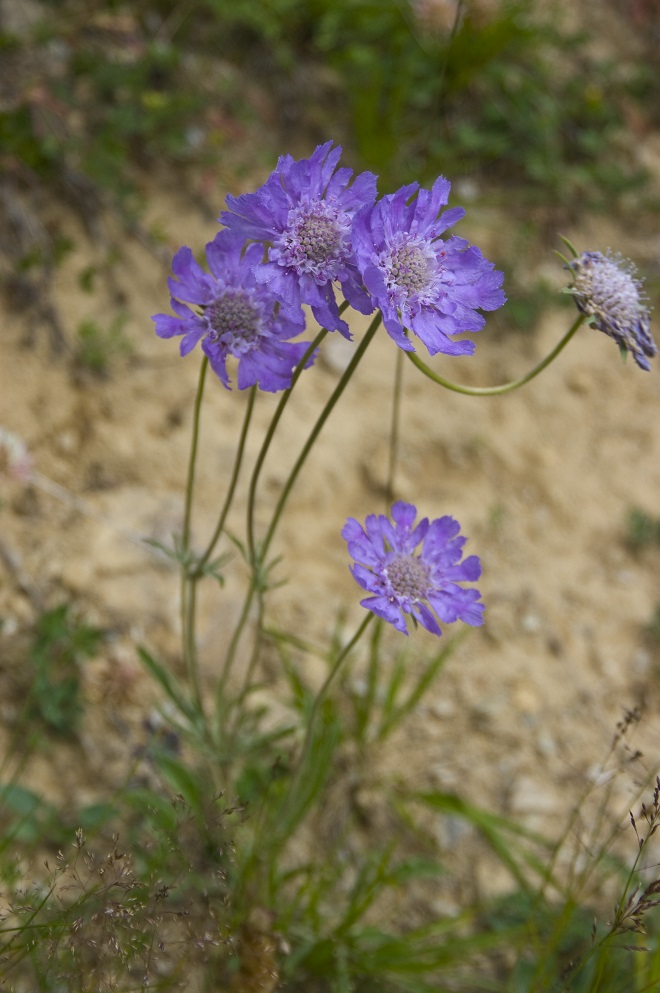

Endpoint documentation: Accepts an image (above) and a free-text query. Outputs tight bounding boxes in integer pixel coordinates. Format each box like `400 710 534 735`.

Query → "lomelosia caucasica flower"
352 176 506 357
152 230 315 392
220 141 377 338
566 250 656 371
342 501 483 636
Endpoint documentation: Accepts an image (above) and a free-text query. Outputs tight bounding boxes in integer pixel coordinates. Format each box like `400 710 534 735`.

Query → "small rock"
566 368 594 394
429 698 456 720
56 430 78 454
536 732 558 758
510 775 560 816
512 682 541 715
61 558 95 594
521 612 541 634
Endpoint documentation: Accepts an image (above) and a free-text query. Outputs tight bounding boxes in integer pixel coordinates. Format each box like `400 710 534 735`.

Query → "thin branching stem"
279 611 374 830
181 571 204 720
182 356 208 551
192 385 257 578
406 314 586 396
260 311 383 562
246 325 332 568
222 310 382 715
385 347 404 506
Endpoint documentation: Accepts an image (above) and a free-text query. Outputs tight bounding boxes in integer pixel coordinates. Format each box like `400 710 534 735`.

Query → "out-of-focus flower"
342 500 483 636
352 176 505 356
152 230 315 392
0 427 32 482
220 142 378 337
567 250 656 371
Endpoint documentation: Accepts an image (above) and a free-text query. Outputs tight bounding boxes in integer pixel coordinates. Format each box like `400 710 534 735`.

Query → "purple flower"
566 250 656 371
152 230 315 392
220 142 378 338
342 501 483 636
352 176 506 356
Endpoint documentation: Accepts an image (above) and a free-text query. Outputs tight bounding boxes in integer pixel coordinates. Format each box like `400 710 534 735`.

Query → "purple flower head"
566 250 656 371
152 230 315 392
220 142 378 338
352 176 506 356
342 500 483 637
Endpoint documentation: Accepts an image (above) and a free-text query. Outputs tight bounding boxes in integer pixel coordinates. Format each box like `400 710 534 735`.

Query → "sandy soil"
1 160 660 917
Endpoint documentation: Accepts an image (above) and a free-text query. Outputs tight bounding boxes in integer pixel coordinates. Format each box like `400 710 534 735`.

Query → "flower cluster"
153 142 506 389
567 250 656 371
343 501 483 637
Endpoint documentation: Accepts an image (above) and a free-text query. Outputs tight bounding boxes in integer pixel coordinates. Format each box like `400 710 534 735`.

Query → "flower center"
206 289 264 355
386 553 431 602
380 237 437 300
277 199 351 280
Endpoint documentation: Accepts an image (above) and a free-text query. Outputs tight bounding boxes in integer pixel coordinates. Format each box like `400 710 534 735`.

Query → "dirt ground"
2 140 660 913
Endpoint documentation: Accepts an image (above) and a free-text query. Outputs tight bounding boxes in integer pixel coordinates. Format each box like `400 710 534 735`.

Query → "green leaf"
137 647 201 727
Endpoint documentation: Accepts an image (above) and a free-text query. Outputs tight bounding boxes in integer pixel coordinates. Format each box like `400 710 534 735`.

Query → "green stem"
215 586 254 730
182 356 208 551
277 612 374 839
260 311 382 563
181 572 205 719
178 357 209 728
220 310 380 735
246 327 329 567
191 385 257 579
385 347 404 505
406 314 586 396
218 327 329 712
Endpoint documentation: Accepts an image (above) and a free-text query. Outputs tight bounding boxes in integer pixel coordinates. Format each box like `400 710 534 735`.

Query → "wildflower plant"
3 139 657 992
144 140 660 987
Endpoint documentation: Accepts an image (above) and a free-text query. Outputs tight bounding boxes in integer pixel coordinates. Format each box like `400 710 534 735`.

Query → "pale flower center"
277 199 351 279
206 289 263 354
381 238 437 299
385 553 431 601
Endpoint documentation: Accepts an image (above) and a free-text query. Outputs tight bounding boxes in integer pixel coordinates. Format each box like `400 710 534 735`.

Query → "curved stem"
260 311 383 563
182 356 208 550
406 314 586 396
192 385 257 579
246 327 329 567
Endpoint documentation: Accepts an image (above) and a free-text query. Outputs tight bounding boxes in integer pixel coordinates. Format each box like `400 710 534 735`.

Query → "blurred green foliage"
626 506 660 551
75 314 132 376
0 0 653 208
27 604 103 735
138 0 648 202
1 0 655 350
